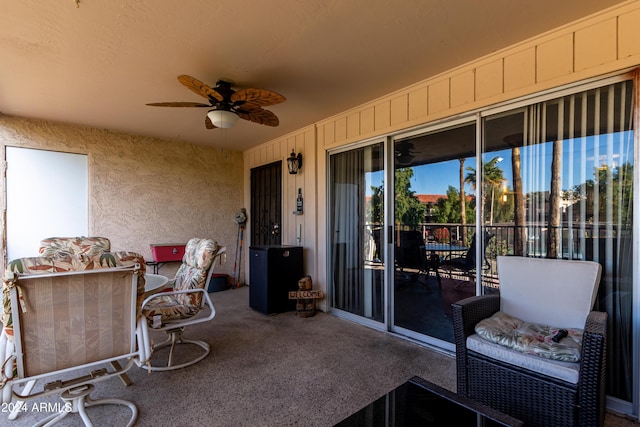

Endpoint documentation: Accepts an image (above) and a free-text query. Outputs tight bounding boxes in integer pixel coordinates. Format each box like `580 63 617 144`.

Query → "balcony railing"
367 221 631 290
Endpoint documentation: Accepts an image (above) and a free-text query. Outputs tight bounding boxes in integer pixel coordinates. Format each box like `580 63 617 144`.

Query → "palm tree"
547 139 562 258
465 156 505 226
512 147 525 256
459 158 467 244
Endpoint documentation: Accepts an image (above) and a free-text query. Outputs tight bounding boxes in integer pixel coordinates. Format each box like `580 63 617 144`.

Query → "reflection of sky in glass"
366 131 633 196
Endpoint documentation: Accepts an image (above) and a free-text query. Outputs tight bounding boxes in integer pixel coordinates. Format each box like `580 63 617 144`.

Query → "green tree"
493 186 514 224
433 185 475 224
368 183 384 224
570 162 633 226
395 168 426 226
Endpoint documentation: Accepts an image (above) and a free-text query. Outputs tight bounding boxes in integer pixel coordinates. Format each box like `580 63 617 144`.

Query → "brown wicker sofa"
452 256 607 427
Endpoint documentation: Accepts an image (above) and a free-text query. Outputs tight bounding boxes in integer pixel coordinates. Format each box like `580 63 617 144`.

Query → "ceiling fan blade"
146 102 211 107
236 107 279 127
231 88 286 107
205 115 217 129
235 101 263 112
177 75 223 102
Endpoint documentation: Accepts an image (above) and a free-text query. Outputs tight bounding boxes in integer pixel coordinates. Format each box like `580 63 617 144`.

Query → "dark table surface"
334 376 523 427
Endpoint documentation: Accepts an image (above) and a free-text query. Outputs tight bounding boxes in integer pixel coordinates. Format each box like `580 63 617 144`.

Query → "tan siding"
537 34 574 82
335 116 347 143
575 19 618 71
450 70 475 108
390 95 408 125
324 122 335 146
475 59 504 101
243 125 318 289
374 101 390 130
347 112 360 139
360 106 375 135
504 48 536 92
619 9 640 58
317 124 325 148
408 86 428 120
428 79 449 114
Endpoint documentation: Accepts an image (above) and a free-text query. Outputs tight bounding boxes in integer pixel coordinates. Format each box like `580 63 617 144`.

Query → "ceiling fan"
146 75 286 129
395 141 416 166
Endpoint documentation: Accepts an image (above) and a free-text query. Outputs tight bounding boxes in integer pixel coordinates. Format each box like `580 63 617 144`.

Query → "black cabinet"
249 246 303 314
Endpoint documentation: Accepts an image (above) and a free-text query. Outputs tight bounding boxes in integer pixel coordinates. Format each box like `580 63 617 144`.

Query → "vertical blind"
512 80 634 400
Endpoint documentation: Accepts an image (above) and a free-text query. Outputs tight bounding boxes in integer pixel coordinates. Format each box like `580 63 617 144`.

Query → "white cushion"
497 256 601 329
474 311 583 362
467 334 580 384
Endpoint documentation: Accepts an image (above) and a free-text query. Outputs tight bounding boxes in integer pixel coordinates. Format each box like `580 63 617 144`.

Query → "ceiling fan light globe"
207 110 239 128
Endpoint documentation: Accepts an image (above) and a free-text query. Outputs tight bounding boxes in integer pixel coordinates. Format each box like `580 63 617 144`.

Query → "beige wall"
0 116 244 278
247 1 640 306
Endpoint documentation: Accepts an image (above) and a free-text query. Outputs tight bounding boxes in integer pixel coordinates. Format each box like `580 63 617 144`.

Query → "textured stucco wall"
0 115 243 278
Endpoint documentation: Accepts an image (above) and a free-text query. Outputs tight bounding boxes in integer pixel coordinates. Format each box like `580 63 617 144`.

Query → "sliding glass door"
391 122 477 345
329 142 385 323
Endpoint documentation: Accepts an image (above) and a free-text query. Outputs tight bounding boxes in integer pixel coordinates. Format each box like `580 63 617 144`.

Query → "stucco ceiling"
0 0 628 151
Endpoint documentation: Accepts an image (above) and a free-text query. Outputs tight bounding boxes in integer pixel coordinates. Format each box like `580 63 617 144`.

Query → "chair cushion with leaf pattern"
38 236 112 261
142 238 224 325
3 248 146 342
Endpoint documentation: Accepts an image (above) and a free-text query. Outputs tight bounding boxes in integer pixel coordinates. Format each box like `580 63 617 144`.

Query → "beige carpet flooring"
6 286 638 426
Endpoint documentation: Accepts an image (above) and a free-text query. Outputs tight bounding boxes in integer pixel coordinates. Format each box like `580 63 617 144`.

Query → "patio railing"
367 221 631 290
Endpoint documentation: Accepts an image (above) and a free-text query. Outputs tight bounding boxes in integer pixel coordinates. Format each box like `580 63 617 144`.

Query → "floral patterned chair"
1 238 152 426
3 237 148 340
141 238 225 371
0 237 152 424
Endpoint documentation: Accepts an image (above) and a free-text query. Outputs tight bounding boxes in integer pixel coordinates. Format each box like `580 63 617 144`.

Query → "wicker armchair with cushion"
452 256 607 427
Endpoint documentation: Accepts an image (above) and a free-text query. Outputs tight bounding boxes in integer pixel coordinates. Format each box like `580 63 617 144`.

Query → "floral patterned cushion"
38 236 112 261
142 238 225 325
3 250 146 342
475 311 583 362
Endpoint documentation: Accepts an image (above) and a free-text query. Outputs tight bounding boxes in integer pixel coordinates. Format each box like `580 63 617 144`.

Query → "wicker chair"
452 256 607 427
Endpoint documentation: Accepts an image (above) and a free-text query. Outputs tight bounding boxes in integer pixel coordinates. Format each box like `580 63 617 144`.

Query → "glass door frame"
326 136 390 333
387 115 479 351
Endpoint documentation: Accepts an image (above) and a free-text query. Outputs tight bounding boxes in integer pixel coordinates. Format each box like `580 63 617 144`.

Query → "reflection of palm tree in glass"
465 156 505 225
459 158 467 244
547 139 562 258
512 147 525 256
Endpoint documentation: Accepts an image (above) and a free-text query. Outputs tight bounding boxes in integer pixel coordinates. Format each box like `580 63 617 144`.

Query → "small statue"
296 275 315 317
298 275 312 291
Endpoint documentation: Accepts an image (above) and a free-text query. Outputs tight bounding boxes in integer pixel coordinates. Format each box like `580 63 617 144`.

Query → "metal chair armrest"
142 288 216 331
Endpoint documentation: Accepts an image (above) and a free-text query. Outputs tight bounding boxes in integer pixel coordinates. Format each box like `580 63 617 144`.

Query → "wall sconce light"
287 149 302 174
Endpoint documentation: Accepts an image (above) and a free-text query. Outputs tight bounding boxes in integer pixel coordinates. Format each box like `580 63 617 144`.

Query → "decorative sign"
288 290 324 299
